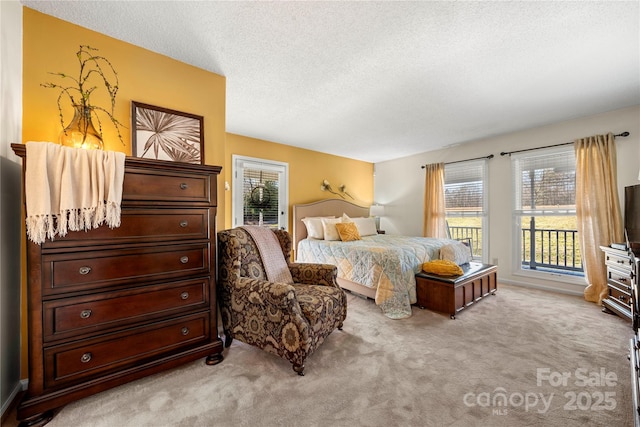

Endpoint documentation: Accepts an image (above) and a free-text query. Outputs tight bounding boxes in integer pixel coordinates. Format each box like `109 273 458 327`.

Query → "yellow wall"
22 8 227 378
21 8 373 379
224 133 373 231
23 9 226 169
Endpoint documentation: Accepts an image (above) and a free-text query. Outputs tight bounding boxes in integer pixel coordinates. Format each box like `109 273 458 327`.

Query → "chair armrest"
238 277 301 310
289 263 338 287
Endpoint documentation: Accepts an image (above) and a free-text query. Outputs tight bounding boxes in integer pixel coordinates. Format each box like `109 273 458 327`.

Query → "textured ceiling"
22 1 640 163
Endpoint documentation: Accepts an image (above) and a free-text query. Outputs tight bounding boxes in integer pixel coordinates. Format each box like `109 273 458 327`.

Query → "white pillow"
439 242 472 265
321 217 343 241
302 216 334 239
353 217 378 236
341 213 378 236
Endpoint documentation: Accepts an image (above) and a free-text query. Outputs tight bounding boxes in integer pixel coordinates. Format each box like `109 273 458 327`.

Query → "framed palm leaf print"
131 102 204 164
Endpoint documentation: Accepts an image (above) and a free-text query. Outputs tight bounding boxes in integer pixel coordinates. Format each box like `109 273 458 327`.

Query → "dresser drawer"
42 243 210 296
123 167 215 205
608 266 633 290
608 283 632 308
41 208 212 248
604 251 634 271
44 313 209 389
43 278 210 342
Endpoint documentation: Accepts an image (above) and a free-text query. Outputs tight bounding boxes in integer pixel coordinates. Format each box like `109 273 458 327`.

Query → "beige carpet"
9 284 635 427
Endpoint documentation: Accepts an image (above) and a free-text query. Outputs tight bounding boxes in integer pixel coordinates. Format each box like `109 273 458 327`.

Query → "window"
232 155 288 230
444 160 487 260
512 147 583 277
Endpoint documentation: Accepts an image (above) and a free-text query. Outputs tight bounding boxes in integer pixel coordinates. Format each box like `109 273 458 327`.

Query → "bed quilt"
296 235 457 319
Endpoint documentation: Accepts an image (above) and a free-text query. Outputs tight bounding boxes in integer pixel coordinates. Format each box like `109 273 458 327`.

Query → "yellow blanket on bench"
421 259 463 276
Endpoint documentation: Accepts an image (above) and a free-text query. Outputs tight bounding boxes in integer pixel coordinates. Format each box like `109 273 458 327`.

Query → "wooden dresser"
630 258 640 427
12 144 224 426
598 245 640 424
600 245 637 322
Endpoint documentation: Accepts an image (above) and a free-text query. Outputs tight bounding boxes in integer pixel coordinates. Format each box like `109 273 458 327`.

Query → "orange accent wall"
21 7 373 379
22 9 226 166
224 133 373 231
22 9 227 378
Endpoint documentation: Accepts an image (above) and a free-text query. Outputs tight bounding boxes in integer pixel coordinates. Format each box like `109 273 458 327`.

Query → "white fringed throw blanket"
240 225 294 284
25 141 126 244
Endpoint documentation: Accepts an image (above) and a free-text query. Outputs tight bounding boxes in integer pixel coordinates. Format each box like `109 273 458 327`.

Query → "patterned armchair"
217 227 347 375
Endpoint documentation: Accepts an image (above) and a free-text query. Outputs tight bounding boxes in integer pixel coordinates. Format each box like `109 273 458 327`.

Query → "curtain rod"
421 154 494 169
500 131 630 157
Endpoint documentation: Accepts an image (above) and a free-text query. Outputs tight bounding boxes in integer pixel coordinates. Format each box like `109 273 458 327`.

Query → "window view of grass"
445 151 581 276
446 217 482 258
446 215 583 275
521 216 583 273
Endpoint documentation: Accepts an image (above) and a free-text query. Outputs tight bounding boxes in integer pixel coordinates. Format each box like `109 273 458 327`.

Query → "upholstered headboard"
292 199 370 254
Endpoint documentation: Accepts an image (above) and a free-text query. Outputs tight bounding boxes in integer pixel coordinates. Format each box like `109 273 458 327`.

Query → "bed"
293 199 470 319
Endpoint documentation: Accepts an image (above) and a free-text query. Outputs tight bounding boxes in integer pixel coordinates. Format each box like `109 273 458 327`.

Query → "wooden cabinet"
11 144 224 426
415 262 497 319
627 248 640 427
630 333 640 427
600 246 640 424
600 245 637 321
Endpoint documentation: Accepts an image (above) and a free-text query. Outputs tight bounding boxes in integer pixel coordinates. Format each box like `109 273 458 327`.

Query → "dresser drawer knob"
179 220 188 228
80 309 92 319
80 352 92 363
79 266 92 275
180 291 189 300
180 256 189 264
180 183 188 190
181 327 190 336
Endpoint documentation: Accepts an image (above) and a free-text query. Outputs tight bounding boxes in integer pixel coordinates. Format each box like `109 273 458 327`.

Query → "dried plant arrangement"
41 45 125 147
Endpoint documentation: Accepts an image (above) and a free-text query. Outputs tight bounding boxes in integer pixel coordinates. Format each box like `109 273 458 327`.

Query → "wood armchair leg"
224 332 233 348
293 363 305 376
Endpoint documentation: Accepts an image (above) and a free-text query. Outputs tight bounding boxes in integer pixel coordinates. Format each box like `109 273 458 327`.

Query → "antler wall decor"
320 180 345 198
339 185 354 199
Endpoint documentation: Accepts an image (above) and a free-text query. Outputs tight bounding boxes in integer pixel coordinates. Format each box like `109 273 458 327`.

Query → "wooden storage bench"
415 262 497 318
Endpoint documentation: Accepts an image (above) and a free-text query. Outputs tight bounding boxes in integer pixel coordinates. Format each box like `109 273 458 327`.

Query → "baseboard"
499 279 584 297
1 379 27 423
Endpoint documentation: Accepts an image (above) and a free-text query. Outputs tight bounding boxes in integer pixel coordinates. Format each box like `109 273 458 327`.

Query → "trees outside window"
444 160 488 260
232 156 288 230
512 147 583 276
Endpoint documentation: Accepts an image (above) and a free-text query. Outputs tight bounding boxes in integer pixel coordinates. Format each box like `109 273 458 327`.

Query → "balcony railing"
521 227 583 273
447 226 482 258
447 225 584 275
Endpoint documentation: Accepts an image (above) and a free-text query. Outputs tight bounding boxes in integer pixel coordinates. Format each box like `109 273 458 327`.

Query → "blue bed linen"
296 234 456 319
